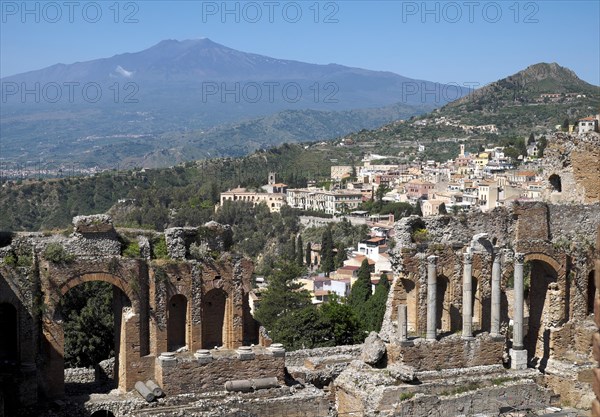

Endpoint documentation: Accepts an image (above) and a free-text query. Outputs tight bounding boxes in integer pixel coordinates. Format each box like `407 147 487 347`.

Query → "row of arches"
167 289 230 351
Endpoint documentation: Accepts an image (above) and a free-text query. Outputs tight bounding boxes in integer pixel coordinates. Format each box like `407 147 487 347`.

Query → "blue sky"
1 0 599 85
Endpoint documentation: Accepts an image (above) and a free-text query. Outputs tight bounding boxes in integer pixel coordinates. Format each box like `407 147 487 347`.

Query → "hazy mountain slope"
1 39 466 168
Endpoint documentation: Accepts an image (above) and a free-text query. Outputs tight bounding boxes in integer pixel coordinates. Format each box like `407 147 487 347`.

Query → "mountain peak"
446 62 597 110
512 62 579 82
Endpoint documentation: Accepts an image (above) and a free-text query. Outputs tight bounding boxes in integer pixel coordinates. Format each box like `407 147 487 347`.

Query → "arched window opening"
549 174 562 192
167 295 188 352
436 275 451 333
203 289 227 349
525 260 558 370
588 270 596 316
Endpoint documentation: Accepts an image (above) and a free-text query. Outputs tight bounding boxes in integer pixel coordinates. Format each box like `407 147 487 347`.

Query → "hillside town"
221 114 600 217
225 114 600 309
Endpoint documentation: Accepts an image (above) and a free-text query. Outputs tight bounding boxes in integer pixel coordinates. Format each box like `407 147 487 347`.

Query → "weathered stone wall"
164 222 232 260
387 334 504 371
157 349 285 395
64 367 96 384
35 386 332 417
385 381 552 417
542 132 600 204
335 361 553 417
284 345 363 367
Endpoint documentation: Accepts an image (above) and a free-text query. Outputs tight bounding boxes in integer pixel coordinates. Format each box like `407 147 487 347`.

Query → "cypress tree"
306 242 312 267
296 235 304 267
334 245 347 269
366 274 390 331
414 200 423 217
320 227 335 276
349 259 372 310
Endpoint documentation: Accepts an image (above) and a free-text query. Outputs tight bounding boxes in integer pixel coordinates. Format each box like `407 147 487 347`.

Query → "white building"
286 189 362 215
577 116 599 134
220 188 286 213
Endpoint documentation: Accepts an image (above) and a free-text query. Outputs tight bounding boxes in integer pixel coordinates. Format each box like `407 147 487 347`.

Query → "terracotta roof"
579 116 597 121
339 265 360 271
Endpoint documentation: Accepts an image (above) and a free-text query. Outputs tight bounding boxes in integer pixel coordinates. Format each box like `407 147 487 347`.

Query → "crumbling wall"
387 334 504 371
542 132 600 204
157 350 285 395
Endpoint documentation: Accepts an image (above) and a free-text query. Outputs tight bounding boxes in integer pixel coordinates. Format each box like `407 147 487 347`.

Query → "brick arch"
523 253 562 275
51 272 136 316
59 272 135 300
522 253 561 367
42 271 139 397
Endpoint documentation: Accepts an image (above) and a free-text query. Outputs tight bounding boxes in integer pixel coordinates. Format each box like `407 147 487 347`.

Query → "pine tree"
296 235 304 267
439 202 447 215
255 262 312 332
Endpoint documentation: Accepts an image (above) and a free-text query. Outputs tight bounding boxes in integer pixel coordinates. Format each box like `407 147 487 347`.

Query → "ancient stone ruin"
0 196 599 416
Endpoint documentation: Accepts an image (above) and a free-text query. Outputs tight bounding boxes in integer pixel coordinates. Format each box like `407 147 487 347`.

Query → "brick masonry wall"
387 334 504 371
157 349 285 395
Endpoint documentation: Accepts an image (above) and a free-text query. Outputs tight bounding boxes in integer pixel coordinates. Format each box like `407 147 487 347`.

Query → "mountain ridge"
0 38 468 169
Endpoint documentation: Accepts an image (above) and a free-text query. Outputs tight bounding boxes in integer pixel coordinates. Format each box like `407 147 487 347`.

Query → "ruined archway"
0 303 18 365
41 271 140 398
549 174 562 192
167 294 188 351
436 275 451 333
400 278 418 332
589 270 596 316
524 259 558 368
58 281 132 393
472 276 482 332
202 288 228 349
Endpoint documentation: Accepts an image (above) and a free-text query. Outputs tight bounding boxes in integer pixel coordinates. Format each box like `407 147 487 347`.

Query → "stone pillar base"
510 349 528 370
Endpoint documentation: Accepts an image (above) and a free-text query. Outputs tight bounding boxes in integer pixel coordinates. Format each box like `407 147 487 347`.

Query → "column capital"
427 255 438 265
492 247 502 263
463 252 473 264
515 252 525 264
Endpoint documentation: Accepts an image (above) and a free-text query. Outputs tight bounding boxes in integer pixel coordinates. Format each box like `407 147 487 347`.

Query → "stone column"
462 251 474 340
398 304 408 342
426 255 438 340
510 252 528 369
512 253 525 350
490 249 502 338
